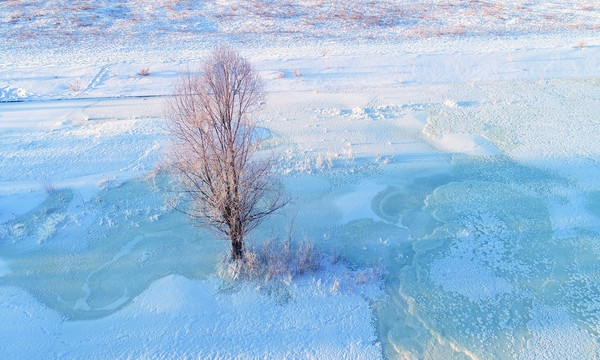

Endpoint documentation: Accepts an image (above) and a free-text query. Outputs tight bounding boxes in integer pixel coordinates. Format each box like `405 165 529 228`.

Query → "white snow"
0 274 383 359
429 133 499 157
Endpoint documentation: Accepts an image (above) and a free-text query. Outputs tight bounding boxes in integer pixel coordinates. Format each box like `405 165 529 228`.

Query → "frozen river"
1 75 600 358
2 152 599 358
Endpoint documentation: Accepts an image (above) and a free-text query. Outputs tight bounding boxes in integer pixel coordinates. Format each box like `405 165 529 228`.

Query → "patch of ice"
334 181 387 223
430 249 513 303
521 303 600 360
0 257 10 277
73 232 156 312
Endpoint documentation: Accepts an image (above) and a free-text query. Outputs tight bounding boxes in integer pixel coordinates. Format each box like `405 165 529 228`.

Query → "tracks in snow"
83 66 109 94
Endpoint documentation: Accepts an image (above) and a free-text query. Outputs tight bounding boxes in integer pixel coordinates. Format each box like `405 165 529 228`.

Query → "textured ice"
371 174 452 226
430 249 513 303
369 153 585 359
406 180 552 356
0 178 225 320
363 146 600 359
521 303 600 360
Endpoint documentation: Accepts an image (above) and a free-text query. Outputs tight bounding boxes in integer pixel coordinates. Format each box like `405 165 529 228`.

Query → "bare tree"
165 47 286 261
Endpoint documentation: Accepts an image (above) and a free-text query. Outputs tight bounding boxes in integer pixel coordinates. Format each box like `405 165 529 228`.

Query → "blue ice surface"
369 156 600 358
1 154 599 357
0 178 225 320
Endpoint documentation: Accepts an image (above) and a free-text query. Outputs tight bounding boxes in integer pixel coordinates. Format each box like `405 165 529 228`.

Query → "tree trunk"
230 217 244 261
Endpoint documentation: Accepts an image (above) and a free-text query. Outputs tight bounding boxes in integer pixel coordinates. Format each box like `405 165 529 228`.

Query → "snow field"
2 0 600 52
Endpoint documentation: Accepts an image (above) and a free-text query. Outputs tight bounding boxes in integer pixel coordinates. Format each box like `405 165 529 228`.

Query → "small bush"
293 69 302 77
138 68 151 76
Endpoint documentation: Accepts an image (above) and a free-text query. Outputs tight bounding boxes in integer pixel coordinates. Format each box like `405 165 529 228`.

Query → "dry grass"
218 238 323 283
2 0 599 46
39 176 56 194
138 68 150 76
69 79 82 93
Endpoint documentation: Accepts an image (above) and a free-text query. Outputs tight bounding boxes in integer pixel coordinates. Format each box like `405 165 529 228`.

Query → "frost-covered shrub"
217 238 323 283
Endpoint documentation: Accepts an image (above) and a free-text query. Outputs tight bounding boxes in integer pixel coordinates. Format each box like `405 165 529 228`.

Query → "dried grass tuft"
218 238 323 283
39 176 56 194
138 68 151 76
69 79 82 93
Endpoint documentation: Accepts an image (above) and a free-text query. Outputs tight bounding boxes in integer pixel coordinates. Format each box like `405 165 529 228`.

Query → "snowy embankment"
2 35 600 192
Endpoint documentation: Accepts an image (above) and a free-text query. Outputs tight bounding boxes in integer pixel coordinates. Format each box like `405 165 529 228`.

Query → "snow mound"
430 133 499 157
0 86 30 102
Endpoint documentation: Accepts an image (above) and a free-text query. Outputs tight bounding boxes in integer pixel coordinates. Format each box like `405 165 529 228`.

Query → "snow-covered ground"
1 271 384 359
2 1 600 359
2 0 599 51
